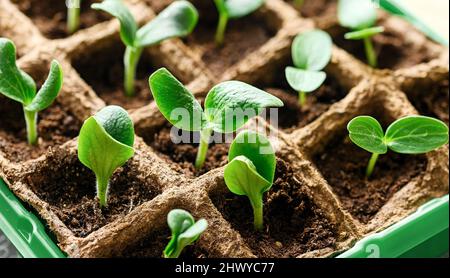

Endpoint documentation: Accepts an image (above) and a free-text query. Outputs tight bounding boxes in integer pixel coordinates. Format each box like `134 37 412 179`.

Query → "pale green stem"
96 176 109 208
215 13 228 46
23 108 38 146
299 91 306 107
366 153 380 178
251 200 264 231
363 37 377 68
124 46 143 97
195 128 213 169
67 0 80 34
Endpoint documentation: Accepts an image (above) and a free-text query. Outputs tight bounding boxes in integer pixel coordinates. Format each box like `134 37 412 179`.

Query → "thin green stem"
195 128 212 169
23 108 38 146
252 203 264 231
363 37 377 68
96 176 109 208
298 91 306 107
124 46 143 97
366 153 380 178
215 13 228 46
67 0 80 34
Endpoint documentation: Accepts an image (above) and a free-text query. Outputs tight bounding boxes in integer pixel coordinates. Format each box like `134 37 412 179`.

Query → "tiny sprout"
224 130 276 231
67 0 81 34
285 29 332 106
149 68 283 170
347 115 449 178
213 0 265 45
164 209 208 258
338 0 385 68
78 105 135 207
92 0 198 96
0 38 63 145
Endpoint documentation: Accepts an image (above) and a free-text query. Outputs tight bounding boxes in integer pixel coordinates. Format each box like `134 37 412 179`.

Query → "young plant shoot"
347 115 449 178
285 29 332 107
338 0 385 67
92 0 198 96
78 105 135 207
67 0 81 34
164 209 208 258
213 0 265 45
149 68 283 170
224 130 276 231
0 38 63 146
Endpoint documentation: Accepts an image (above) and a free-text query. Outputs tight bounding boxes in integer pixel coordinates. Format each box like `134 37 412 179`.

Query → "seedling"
164 209 208 258
285 29 332 106
347 115 449 178
224 130 276 231
92 0 198 96
67 0 81 34
78 105 135 207
338 0 385 67
0 38 63 146
213 0 265 45
149 68 283 170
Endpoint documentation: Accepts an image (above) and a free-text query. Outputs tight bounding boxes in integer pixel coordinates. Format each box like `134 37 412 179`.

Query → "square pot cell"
25 148 162 238
210 158 338 258
71 42 156 111
312 108 428 224
11 0 110 39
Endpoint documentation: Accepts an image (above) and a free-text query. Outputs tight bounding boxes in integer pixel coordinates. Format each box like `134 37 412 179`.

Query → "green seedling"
347 115 449 178
0 38 63 146
164 209 208 258
78 105 135 207
149 68 283 170
67 0 81 34
224 130 276 231
213 0 265 45
285 29 332 106
92 0 198 96
338 0 385 67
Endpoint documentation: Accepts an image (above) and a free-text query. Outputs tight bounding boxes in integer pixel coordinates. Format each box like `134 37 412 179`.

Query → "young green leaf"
224 130 276 231
213 0 265 45
347 115 449 177
164 209 207 258
78 105 135 207
92 0 198 96
285 67 327 93
149 68 283 170
0 38 63 145
67 0 81 34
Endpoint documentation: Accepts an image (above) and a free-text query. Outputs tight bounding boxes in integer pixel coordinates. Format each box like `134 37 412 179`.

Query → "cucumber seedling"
149 68 283 170
92 0 198 96
0 38 63 146
347 115 449 177
338 0 385 68
213 0 265 45
224 130 276 231
164 209 208 258
67 0 81 34
285 29 332 106
78 105 135 207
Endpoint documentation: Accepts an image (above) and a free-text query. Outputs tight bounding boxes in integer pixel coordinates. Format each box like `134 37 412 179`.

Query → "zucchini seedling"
285 30 332 106
213 0 265 45
338 0 385 68
164 209 208 258
67 0 81 34
224 130 276 231
92 0 198 96
347 115 449 178
0 38 63 146
149 68 283 170
78 105 135 207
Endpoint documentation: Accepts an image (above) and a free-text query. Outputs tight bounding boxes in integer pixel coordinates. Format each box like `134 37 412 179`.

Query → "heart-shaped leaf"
347 116 387 154
285 67 327 93
338 0 377 30
218 0 265 19
292 29 332 71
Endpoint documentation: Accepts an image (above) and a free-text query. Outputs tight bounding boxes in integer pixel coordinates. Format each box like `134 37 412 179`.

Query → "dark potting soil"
296 0 337 19
0 96 81 163
313 136 427 224
211 159 337 258
12 0 110 39
72 43 154 111
26 151 161 238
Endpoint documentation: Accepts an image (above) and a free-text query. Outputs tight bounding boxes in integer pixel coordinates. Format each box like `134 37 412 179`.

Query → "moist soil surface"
313 136 427 224
72 43 154 111
12 0 110 39
26 149 161 238
211 159 337 258
0 96 81 163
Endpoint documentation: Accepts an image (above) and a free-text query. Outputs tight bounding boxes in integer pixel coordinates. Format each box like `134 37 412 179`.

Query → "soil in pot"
72 43 154 111
26 149 161 237
313 135 427 224
286 0 337 19
11 0 110 39
0 96 82 163
210 158 337 258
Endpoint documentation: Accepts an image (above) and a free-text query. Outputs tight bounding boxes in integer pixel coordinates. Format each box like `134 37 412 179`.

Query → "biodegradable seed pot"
0 0 449 259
